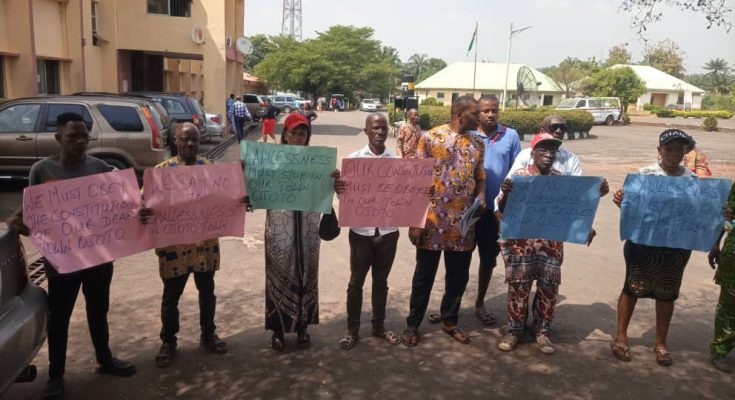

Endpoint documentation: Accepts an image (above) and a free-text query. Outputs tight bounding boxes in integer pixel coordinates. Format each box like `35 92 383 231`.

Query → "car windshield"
557 99 577 108
363 100 374 104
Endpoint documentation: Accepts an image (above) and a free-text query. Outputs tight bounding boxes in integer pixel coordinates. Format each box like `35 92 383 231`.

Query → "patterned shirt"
151 156 220 280
416 124 485 251
396 122 422 158
232 100 251 119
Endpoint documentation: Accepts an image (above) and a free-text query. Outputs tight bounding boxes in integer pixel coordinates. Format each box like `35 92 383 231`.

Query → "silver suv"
0 95 171 178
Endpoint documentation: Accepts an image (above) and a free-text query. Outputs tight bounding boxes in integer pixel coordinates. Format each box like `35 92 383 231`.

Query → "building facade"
610 65 706 111
0 0 245 115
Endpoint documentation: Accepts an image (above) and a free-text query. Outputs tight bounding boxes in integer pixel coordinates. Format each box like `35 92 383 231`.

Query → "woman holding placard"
262 113 345 352
611 129 695 367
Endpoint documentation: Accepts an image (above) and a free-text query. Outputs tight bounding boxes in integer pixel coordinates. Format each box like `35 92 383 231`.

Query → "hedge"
655 108 675 118
672 110 734 119
388 105 594 139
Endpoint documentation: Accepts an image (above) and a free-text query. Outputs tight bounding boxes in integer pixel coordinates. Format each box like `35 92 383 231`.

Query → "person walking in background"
261 98 280 143
232 96 251 143
684 134 712 177
261 113 346 352
226 93 236 135
708 185 735 373
396 108 421 158
301 102 318 133
401 96 485 347
611 129 697 367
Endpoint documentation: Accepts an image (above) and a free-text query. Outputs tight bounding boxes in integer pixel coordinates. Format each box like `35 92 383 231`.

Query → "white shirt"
507 145 582 178
346 145 400 237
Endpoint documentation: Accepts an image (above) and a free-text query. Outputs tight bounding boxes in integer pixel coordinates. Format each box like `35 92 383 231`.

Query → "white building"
611 65 706 110
415 62 563 106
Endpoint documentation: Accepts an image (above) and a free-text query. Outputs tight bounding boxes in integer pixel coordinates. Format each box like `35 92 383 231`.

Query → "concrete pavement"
3 111 735 399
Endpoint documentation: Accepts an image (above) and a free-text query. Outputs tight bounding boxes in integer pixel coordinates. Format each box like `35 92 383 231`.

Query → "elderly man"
401 96 485 347
6 113 136 399
141 122 243 368
396 108 421 158
509 115 581 177
338 113 402 350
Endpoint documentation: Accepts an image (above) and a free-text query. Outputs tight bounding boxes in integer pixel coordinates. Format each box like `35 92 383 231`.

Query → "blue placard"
500 175 603 244
620 174 731 251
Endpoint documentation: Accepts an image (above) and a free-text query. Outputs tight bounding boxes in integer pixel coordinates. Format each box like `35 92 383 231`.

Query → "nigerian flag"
466 24 477 56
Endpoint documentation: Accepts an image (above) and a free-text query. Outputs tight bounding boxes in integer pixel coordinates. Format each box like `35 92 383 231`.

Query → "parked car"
359 99 378 112
0 230 47 395
0 95 170 178
126 92 206 137
268 95 299 113
205 113 225 140
241 93 266 121
556 97 621 125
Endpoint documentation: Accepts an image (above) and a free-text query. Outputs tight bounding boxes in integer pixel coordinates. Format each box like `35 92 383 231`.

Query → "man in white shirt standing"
339 113 402 350
508 115 582 177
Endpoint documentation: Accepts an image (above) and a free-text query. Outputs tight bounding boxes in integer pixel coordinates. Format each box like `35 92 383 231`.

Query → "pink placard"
142 162 246 248
22 169 148 274
338 158 434 228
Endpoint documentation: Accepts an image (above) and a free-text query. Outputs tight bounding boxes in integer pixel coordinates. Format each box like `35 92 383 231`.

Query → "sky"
244 0 735 74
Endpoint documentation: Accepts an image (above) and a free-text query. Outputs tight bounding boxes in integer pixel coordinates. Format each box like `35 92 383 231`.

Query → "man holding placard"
140 123 243 368
338 113 402 350
401 96 486 347
6 113 136 399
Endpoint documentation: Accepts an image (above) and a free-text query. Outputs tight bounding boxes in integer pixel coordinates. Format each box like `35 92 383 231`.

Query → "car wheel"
283 106 292 114
605 115 614 125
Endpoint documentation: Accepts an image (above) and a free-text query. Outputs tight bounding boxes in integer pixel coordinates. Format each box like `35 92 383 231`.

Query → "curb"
631 121 735 134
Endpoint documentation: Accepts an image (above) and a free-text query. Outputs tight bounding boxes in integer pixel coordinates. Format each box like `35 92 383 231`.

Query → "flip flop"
428 313 441 324
374 329 401 345
654 348 673 367
441 325 471 344
475 309 497 326
611 343 632 362
401 327 419 347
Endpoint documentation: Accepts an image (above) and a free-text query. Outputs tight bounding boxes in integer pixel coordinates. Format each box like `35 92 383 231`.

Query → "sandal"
475 308 497 326
401 327 420 347
441 324 471 344
373 329 400 345
339 332 358 350
611 343 632 362
654 348 673 367
428 313 441 324
271 332 285 352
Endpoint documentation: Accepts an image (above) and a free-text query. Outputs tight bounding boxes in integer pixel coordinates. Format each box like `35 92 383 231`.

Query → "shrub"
702 94 735 112
420 97 443 106
655 108 675 118
643 103 657 111
418 113 432 130
672 110 734 119
702 116 718 132
621 113 631 125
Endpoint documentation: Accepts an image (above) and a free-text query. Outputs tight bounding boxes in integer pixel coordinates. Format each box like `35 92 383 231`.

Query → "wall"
1 0 36 97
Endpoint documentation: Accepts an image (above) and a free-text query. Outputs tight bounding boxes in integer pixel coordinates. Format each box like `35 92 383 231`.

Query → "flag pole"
472 21 478 94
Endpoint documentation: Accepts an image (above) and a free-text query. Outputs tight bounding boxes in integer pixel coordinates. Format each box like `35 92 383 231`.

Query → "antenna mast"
281 0 303 40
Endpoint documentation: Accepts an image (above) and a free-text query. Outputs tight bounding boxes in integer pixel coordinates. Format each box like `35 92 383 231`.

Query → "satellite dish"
516 66 540 108
236 37 253 55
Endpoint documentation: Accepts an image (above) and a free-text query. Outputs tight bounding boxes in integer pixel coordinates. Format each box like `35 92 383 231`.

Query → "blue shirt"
472 124 521 200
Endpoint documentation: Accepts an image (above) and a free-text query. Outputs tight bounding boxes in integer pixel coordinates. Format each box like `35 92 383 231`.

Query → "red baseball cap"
284 113 309 130
530 132 562 149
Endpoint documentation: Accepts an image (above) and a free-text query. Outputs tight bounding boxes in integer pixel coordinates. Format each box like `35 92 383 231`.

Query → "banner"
143 162 246 248
620 174 731 251
22 169 147 273
500 175 603 244
338 158 433 227
241 141 337 213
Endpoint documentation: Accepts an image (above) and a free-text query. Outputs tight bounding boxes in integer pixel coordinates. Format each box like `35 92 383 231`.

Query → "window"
147 0 191 17
44 104 93 132
575 100 587 108
91 0 102 46
37 60 60 95
588 99 602 108
188 98 204 116
0 104 42 133
243 95 259 103
436 92 445 99
161 98 186 115
0 57 5 99
97 105 144 131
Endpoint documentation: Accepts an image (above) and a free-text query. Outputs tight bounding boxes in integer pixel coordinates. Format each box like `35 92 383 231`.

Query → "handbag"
319 208 341 241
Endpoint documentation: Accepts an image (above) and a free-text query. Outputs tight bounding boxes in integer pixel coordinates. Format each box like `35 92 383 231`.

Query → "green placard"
241 141 337 213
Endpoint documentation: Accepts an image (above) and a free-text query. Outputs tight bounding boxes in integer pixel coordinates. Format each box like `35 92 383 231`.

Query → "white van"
556 97 621 125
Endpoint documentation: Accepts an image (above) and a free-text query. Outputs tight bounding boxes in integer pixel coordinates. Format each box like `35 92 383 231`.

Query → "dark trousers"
346 230 399 333
406 249 472 328
47 263 114 378
234 116 245 141
160 270 217 344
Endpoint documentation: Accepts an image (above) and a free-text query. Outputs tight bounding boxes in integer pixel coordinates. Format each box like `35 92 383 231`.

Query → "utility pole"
502 22 532 110
281 0 303 40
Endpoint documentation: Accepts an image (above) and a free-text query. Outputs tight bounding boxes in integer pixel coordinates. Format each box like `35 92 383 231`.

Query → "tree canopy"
703 57 733 94
584 66 647 112
606 44 632 66
642 39 686 78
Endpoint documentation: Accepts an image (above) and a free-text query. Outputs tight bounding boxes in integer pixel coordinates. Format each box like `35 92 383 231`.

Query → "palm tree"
703 58 733 94
381 46 401 68
405 53 428 78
